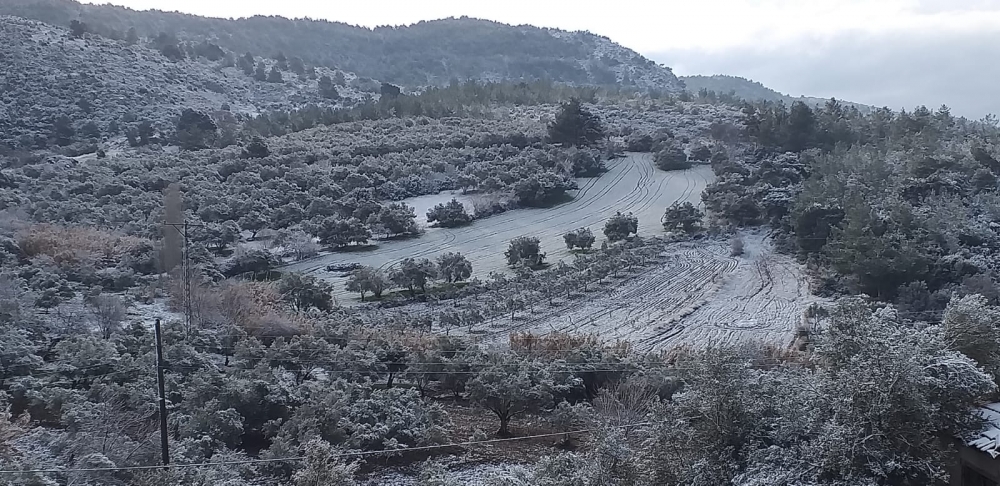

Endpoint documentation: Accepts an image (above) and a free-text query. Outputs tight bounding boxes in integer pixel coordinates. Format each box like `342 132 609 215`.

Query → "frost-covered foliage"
602 212 639 242
0 115 608 264
0 2 686 91
505 236 545 268
466 351 556 437
547 98 605 149
636 298 993 485
0 16 364 151
2 237 998 485
705 98 1000 307
426 200 473 228
563 227 596 250
662 202 704 235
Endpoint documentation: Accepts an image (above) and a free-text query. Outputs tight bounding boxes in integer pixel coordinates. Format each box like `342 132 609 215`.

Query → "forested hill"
681 74 872 112
0 15 374 150
0 0 684 90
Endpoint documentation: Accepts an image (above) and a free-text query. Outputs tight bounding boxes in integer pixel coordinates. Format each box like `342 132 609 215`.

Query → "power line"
0 422 652 475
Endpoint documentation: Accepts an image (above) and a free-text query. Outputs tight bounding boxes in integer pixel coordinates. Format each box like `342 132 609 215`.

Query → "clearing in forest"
287 153 715 299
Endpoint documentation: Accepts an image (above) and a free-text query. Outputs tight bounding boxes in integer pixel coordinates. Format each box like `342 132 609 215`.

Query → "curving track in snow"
286 153 714 299
479 233 824 351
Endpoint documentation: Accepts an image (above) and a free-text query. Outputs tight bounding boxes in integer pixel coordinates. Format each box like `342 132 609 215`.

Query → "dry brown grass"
17 224 150 266
167 278 311 337
508 331 632 357
658 341 811 370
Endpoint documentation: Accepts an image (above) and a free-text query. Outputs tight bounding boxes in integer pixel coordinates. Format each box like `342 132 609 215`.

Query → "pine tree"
267 67 283 83
318 75 339 99
546 98 605 147
125 26 138 45
254 62 268 81
69 20 88 38
239 52 255 75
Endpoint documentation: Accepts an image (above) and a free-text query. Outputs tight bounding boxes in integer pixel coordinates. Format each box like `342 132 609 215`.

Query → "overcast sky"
81 0 1000 118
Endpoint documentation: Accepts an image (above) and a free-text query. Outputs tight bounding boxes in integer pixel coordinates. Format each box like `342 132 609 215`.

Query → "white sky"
79 0 1000 117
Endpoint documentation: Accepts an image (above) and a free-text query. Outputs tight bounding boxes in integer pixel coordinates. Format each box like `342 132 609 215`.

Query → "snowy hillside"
0 15 367 148
0 0 685 91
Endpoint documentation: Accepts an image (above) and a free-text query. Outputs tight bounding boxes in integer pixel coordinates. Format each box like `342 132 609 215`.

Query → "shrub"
662 202 704 234
547 98 605 147
505 236 545 268
731 236 745 256
603 212 639 242
427 199 473 228
564 227 596 250
654 144 691 171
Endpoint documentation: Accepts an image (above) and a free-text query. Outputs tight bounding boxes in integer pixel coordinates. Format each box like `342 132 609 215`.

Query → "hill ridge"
0 0 684 90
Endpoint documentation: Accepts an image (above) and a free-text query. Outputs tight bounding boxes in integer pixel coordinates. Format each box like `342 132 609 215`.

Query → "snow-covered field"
471 232 824 351
287 153 714 298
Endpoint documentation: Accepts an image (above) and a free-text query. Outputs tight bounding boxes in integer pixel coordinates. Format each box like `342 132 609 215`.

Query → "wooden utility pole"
153 318 170 466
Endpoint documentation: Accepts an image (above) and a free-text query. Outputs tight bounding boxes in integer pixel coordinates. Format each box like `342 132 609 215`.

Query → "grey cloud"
649 28 1000 119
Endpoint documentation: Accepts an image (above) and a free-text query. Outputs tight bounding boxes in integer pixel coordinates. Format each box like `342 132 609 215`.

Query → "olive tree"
436 252 472 283
564 227 596 250
316 217 371 248
654 143 690 171
292 439 359 486
426 199 472 228
277 273 333 312
505 236 545 268
345 266 391 301
603 212 638 242
391 258 438 295
662 202 704 234
466 352 555 437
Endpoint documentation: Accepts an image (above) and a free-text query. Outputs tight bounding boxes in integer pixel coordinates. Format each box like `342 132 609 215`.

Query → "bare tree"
594 379 658 437
86 294 127 339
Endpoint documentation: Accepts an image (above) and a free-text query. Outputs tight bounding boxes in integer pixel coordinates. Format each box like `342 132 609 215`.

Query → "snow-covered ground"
129 298 185 327
400 191 477 227
286 153 714 300
469 232 824 351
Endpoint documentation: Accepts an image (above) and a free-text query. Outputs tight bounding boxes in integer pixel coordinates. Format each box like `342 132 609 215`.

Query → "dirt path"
286 153 715 300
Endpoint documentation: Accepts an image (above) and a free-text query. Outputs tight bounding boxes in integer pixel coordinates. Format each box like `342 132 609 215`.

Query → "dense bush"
505 236 545 268
547 98 605 148
654 142 691 171
662 202 704 234
426 199 472 228
564 227 596 250
703 98 1000 306
603 212 638 242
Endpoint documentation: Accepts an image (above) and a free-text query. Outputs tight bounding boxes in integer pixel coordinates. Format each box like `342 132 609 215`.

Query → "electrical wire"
0 421 652 475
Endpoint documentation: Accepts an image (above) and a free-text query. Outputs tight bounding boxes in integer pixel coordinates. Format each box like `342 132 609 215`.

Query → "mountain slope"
0 0 683 90
0 15 366 150
682 74 871 111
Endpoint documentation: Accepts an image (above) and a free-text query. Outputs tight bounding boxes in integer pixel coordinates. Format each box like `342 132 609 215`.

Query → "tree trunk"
386 372 394 389
497 414 511 437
